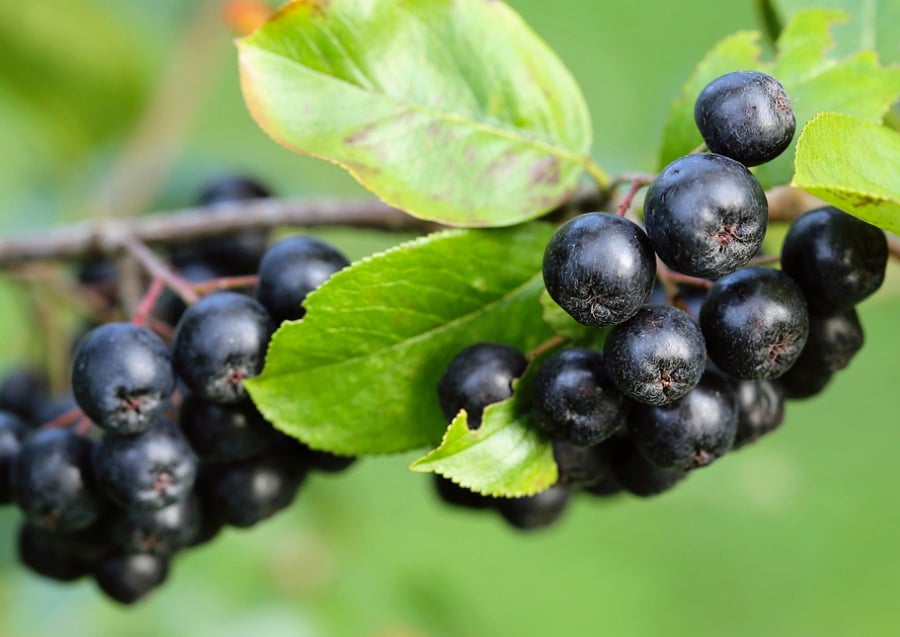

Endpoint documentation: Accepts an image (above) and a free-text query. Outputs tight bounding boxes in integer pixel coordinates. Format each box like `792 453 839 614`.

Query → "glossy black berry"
0 411 27 502
0 366 49 424
552 440 612 489
437 343 527 429
795 307 865 373
256 236 350 324
775 362 833 399
781 206 888 312
606 437 687 497
179 393 275 462
173 292 274 404
110 495 201 556
604 305 706 405
700 267 809 379
201 447 304 528
93 418 198 512
628 368 738 471
732 379 785 448
18 523 106 582
433 475 494 511
495 485 570 531
694 71 795 166
170 175 273 275
72 322 175 434
12 428 104 533
532 348 628 446
543 213 656 327
644 153 768 279
94 553 169 605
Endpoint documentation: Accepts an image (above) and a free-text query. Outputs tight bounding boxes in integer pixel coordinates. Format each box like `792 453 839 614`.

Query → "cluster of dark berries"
433 71 888 529
0 177 356 604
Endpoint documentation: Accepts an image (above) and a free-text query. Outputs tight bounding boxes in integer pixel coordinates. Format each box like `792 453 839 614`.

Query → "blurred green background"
1 1 899 635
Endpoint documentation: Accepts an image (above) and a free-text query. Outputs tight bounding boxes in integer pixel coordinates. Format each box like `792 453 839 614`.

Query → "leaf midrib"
242 44 592 169
256 270 545 383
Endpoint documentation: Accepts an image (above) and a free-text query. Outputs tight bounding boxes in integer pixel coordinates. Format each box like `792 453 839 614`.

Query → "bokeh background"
1 1 899 635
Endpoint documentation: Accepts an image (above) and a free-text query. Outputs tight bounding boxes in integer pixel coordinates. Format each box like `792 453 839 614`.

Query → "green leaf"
410 396 557 497
238 0 595 228
764 0 900 63
246 223 555 455
658 9 900 189
792 112 900 232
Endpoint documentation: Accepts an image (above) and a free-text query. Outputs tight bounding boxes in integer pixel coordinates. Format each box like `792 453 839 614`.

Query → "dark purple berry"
18 523 107 582
179 393 275 462
71 322 175 434
12 428 104 533
700 267 809 379
694 70 795 166
256 236 350 324
543 213 656 327
437 343 527 429
495 485 570 531
552 439 612 489
794 307 864 373
170 175 273 275
433 475 494 511
781 206 887 312
94 553 169 605
628 368 738 471
0 411 27 502
173 292 274 404
201 447 304 528
607 437 687 497
0 366 49 424
110 495 201 556
604 305 706 405
732 379 785 448
532 348 628 446
93 418 198 512
644 153 768 279
776 362 833 399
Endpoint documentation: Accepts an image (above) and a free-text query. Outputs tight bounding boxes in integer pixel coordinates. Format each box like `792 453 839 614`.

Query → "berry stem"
122 235 199 305
527 335 568 361
132 278 166 326
690 142 708 154
749 254 781 266
191 274 259 295
615 179 648 217
42 406 85 430
656 260 714 289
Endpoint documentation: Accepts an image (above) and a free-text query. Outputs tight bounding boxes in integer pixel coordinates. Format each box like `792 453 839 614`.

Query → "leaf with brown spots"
238 0 595 227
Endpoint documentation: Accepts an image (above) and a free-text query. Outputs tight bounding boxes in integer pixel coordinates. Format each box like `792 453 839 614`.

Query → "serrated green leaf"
792 112 900 232
659 9 900 189
410 397 557 497
539 289 608 347
765 0 900 63
246 224 556 455
238 0 595 228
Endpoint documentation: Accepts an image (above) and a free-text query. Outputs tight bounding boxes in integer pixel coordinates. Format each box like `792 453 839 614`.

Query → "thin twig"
527 335 567 361
0 197 441 267
191 274 259 295
615 179 648 217
133 278 166 327
121 236 198 305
